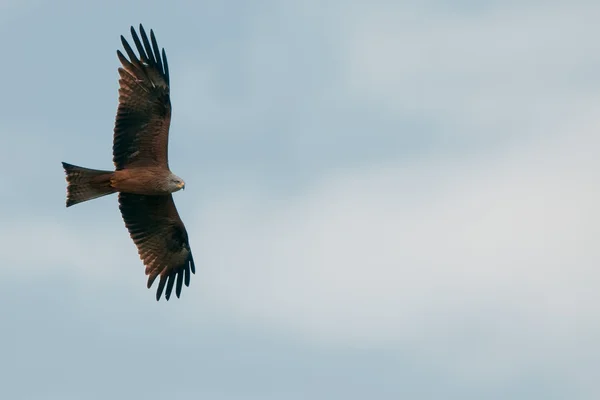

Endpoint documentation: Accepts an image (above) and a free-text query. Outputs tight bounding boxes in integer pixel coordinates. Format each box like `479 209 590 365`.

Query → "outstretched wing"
118 193 195 300
113 24 172 170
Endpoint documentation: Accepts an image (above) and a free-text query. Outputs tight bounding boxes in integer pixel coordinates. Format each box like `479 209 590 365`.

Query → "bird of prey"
61 24 195 301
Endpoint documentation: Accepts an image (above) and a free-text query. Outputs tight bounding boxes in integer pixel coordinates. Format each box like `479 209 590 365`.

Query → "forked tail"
61 162 115 207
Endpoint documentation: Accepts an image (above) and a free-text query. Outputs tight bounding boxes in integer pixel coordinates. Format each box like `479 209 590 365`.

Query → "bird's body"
62 25 195 301
111 167 185 195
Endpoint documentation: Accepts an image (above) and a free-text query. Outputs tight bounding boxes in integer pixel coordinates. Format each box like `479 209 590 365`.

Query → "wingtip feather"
165 272 176 300
156 275 167 301
176 270 184 298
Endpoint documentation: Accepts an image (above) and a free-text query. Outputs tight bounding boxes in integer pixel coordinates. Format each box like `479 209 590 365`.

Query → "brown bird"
62 24 195 301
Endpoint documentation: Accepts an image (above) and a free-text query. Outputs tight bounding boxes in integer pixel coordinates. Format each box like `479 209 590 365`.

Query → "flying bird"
62 24 194 301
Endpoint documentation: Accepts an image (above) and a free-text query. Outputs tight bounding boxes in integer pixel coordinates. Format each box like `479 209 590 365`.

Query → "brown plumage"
61 24 195 301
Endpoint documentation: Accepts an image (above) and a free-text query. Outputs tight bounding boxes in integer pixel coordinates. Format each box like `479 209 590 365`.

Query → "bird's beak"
181 182 185 190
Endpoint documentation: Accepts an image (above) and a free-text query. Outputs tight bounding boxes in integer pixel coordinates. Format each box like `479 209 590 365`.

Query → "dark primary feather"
118 193 195 301
113 24 172 170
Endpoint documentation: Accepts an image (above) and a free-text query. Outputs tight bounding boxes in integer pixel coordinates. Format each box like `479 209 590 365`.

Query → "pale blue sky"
1 1 599 399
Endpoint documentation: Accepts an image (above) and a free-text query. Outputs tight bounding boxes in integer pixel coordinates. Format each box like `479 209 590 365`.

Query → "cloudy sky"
1 0 599 398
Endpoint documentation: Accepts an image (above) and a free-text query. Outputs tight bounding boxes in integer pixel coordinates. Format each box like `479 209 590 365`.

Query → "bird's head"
169 174 186 193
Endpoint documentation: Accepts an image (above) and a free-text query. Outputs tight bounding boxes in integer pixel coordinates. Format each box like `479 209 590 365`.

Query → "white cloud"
328 1 600 132
197 126 599 333
0 212 137 285
172 0 600 151
189 106 599 385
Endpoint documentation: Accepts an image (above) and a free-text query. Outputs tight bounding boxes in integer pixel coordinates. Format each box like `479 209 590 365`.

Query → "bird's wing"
113 24 172 170
118 193 195 300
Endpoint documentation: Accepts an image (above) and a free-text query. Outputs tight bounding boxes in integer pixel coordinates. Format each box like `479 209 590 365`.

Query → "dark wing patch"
113 24 172 170
118 193 195 300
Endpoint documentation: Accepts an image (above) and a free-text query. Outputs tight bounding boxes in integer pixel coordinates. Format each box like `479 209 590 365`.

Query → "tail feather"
62 162 115 207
